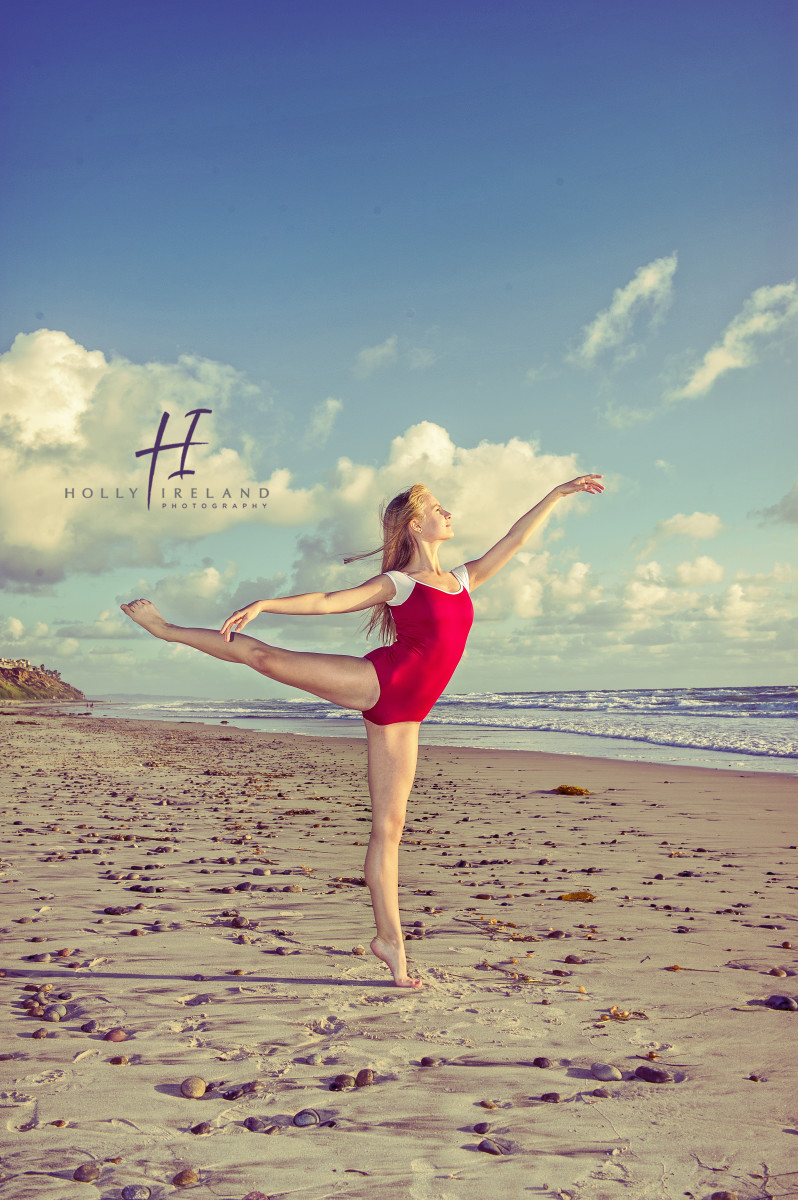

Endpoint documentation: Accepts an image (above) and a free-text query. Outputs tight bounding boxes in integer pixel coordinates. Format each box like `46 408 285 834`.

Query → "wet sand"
1 709 796 1200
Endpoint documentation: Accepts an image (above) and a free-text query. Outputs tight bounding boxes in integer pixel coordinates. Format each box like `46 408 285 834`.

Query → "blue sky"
1 0 796 697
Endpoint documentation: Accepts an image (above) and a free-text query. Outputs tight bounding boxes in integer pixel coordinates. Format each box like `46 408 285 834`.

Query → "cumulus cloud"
119 562 278 629
755 481 798 524
0 612 79 665
0 330 327 592
671 282 798 400
307 397 343 444
56 610 136 639
273 422 588 612
570 253 677 367
675 556 724 585
706 583 763 640
649 511 723 548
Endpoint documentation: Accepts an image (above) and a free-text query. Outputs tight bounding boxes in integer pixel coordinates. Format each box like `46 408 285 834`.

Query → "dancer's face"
416 494 453 542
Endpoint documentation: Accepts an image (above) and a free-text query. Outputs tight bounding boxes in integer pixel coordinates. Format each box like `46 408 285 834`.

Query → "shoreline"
6 697 796 777
1 711 796 1198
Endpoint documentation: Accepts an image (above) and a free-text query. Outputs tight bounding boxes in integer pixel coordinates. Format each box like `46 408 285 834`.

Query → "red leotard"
362 565 473 725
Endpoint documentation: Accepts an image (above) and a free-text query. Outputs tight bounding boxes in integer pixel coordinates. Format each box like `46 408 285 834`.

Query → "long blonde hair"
344 483 430 644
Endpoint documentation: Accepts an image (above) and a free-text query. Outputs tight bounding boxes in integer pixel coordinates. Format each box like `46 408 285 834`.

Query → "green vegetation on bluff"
0 658 84 701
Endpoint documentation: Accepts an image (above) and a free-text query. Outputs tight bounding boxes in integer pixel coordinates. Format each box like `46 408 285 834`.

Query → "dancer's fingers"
220 613 242 640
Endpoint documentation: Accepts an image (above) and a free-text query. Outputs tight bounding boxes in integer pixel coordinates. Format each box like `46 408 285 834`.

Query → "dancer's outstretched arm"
465 474 603 590
221 574 394 641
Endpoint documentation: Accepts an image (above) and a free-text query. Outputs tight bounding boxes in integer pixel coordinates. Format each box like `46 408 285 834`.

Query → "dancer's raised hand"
554 474 604 496
221 601 264 641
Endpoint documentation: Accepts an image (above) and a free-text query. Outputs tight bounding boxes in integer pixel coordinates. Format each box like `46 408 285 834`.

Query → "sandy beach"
1 708 796 1200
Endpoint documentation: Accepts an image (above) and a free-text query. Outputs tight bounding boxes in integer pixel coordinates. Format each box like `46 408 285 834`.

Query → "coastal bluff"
0 657 84 701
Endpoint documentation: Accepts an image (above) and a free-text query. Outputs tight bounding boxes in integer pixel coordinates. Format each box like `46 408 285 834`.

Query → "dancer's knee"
249 644 275 676
371 813 405 845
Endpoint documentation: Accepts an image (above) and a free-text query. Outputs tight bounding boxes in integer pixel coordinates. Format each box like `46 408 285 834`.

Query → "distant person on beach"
121 474 603 987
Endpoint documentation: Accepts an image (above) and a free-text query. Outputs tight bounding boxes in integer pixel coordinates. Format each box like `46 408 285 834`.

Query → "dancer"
121 473 603 987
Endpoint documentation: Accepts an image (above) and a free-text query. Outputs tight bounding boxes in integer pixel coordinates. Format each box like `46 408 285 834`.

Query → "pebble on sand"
121 1187 151 1200
769 967 787 977
710 1193 740 1200
355 1068 374 1087
592 1088 611 1098
473 1121 491 1134
331 1073 355 1090
591 1063 623 1081
180 1076 207 1098
532 1057 552 1068
420 1056 439 1067
478 1138 504 1155
173 1169 199 1187
479 1099 498 1109
245 1116 267 1131
109 1055 129 1065
293 1108 320 1127
766 994 798 1010
351 945 365 955
191 1122 212 1135
73 1164 100 1182
634 1065 673 1083
541 1092 561 1102
103 1027 128 1042
80 1020 98 1033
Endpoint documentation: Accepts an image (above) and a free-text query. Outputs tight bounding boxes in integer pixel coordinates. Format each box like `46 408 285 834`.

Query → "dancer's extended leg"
363 720 423 989
120 598 379 710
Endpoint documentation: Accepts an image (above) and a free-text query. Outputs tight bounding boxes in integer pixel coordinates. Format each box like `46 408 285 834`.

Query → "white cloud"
56 609 135 639
548 561 597 614
675 556 724 585
571 253 677 367
1 615 26 640
736 562 798 585
707 583 763 640
283 422 585 602
123 563 248 626
0 613 79 668
352 334 437 378
672 282 798 400
352 334 399 378
655 511 723 541
307 396 343 444
0 330 327 591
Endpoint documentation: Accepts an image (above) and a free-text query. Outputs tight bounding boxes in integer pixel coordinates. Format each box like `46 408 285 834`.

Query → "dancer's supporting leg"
120 599 378 710
363 720 423 989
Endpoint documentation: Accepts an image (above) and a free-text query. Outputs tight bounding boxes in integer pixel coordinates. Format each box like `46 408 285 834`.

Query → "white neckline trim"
392 569 463 595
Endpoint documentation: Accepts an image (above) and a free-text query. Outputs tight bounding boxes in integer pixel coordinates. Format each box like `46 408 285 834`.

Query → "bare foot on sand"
370 936 423 989
120 599 173 639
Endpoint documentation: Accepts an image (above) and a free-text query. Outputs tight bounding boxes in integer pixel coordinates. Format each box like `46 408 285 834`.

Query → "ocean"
85 685 797 774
